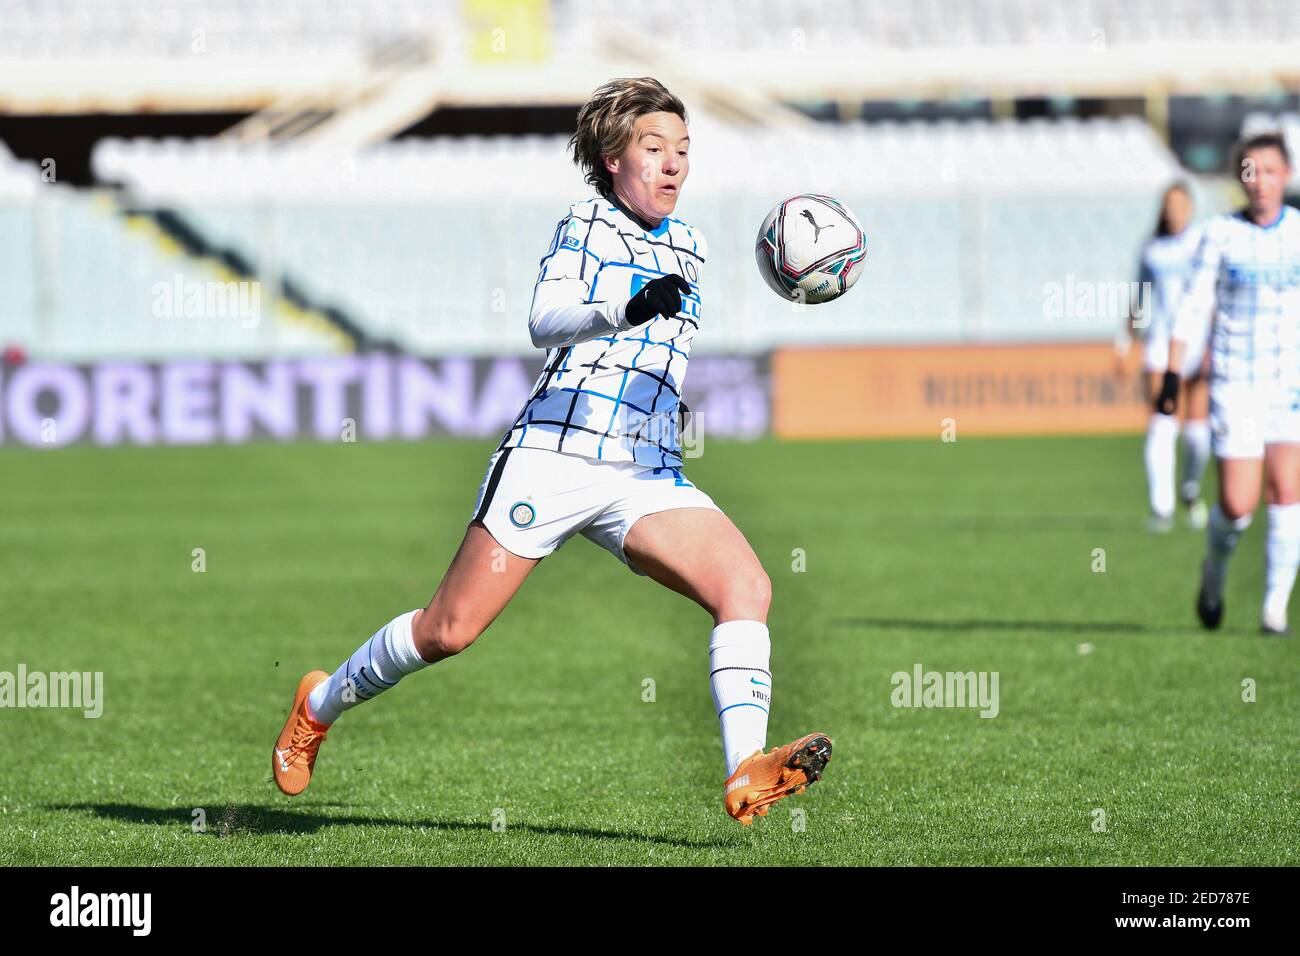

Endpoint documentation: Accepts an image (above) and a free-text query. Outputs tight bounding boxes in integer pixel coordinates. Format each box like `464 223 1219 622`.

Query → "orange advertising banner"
772 342 1151 438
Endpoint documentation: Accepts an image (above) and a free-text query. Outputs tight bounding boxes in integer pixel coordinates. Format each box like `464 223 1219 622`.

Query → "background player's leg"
1179 375 1212 526
1261 443 1300 632
1218 456 1262 521
308 522 539 724
1200 456 1262 616
1145 371 1178 529
624 508 773 775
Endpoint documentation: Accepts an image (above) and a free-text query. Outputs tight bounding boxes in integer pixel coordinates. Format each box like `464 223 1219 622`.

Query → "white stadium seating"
5 0 1299 58
0 115 1185 360
0 146 342 360
573 0 1300 51
3 0 1299 111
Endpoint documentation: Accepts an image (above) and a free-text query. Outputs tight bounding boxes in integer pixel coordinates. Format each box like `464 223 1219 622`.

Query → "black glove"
625 274 690 326
1154 370 1180 415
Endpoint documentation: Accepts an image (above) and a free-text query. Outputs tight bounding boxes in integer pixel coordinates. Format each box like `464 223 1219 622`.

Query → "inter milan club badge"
509 501 536 528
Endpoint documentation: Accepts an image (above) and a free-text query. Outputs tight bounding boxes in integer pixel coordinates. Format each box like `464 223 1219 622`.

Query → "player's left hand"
626 274 690 326
1155 370 1180 415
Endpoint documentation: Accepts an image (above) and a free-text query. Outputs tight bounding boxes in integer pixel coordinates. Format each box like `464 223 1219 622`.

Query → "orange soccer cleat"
724 732 832 826
272 670 331 796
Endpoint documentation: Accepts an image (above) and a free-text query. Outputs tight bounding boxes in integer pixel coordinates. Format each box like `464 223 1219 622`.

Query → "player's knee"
1220 489 1258 521
719 566 771 621
1265 478 1300 506
413 608 480 659
752 568 773 617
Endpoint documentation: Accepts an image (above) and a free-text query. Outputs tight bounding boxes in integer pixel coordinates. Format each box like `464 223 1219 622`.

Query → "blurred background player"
1159 133 1300 635
1120 182 1211 532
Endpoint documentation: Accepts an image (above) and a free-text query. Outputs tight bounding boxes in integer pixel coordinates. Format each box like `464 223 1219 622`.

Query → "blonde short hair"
569 77 687 195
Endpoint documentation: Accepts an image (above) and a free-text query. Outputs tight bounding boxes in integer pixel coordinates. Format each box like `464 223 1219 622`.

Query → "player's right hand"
1155 370 1180 415
626 274 691 326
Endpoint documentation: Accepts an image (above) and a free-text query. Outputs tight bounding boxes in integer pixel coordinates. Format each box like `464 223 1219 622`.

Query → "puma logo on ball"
800 208 834 243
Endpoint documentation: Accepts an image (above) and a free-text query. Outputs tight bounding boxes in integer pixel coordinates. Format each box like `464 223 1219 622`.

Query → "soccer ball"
754 194 867 304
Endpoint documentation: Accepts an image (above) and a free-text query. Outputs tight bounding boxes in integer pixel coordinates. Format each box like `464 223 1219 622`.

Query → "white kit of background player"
1130 183 1212 533
1160 133 1300 635
271 77 832 825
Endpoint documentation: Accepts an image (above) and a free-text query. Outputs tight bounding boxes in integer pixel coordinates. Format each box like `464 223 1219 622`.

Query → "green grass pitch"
1 435 1295 865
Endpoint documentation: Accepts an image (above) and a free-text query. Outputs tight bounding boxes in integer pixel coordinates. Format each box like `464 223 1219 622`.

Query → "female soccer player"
1120 183 1211 532
272 77 832 823
1159 132 1300 635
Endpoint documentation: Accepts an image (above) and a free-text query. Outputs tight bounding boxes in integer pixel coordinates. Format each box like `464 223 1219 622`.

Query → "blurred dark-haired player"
1159 132 1300 635
1120 182 1210 532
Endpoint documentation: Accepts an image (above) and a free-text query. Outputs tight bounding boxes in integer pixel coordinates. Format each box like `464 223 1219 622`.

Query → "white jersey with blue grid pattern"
1172 205 1300 388
1139 224 1204 341
498 195 707 467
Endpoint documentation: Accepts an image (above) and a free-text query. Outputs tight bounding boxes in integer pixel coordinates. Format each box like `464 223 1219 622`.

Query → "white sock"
307 610 428 725
1204 504 1252 600
709 620 771 777
1263 503 1300 623
1179 419 1212 503
1145 413 1179 518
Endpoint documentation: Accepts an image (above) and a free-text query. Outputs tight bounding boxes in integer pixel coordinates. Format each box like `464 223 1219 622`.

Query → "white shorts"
1143 324 1208 377
469 445 720 574
1209 381 1300 459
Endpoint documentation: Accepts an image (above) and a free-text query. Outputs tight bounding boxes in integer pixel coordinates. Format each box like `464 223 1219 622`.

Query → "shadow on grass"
881 514 1172 534
49 803 733 849
830 616 1258 637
